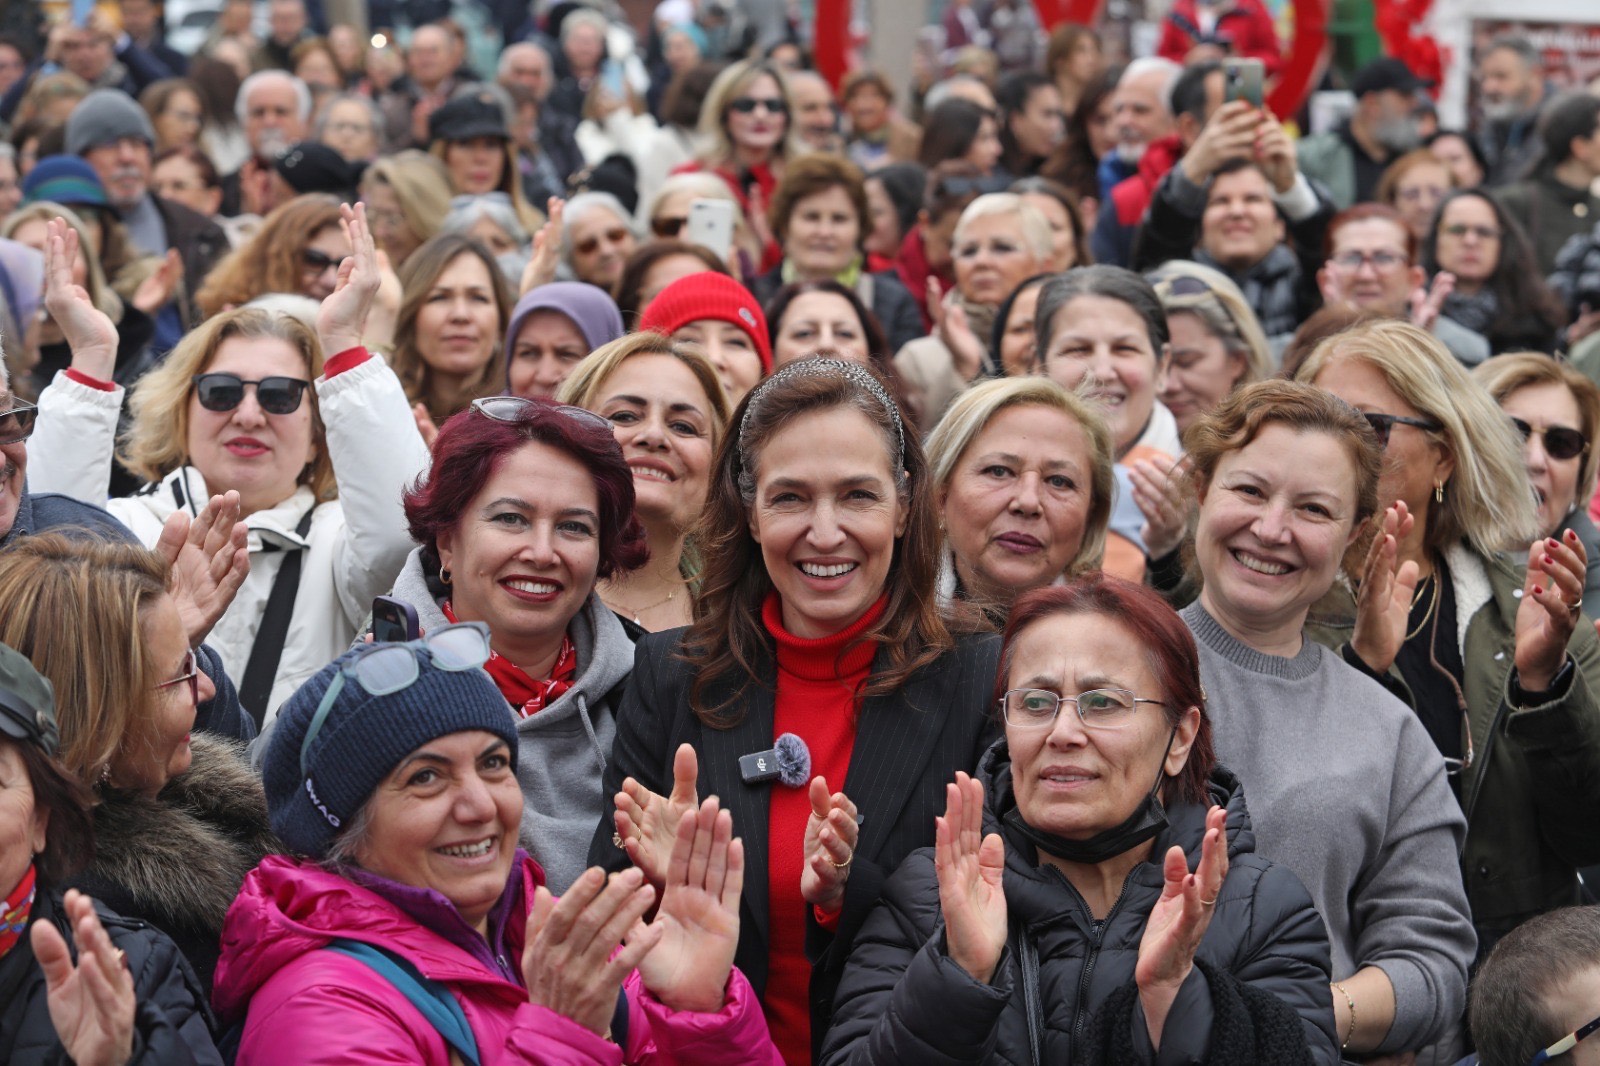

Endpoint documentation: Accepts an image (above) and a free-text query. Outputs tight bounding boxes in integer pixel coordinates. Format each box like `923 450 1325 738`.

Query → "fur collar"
84 734 277 938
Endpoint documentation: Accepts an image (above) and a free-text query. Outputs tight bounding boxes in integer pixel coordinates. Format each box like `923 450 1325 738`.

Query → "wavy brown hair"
681 361 951 725
390 233 514 423
195 194 345 318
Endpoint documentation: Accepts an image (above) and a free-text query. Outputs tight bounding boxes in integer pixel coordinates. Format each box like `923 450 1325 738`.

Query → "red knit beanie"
638 272 773 371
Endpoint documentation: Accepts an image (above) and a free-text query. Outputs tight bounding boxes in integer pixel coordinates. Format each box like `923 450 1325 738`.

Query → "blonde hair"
122 308 335 500
1473 352 1600 510
359 150 453 250
557 331 731 449
696 59 804 168
1294 319 1538 556
0 203 122 322
925 377 1115 577
1150 260 1273 386
953 193 1056 263
0 535 170 785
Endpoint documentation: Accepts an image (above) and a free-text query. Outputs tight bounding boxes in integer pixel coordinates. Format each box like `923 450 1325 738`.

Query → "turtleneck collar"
762 591 888 682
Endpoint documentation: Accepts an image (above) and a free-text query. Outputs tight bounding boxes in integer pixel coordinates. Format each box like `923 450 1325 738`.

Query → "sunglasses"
1510 417 1589 461
0 400 38 446
471 395 613 432
302 248 342 273
192 373 312 415
1362 411 1442 449
574 227 632 257
728 96 788 115
652 216 688 239
1529 1012 1600 1064
154 648 201 705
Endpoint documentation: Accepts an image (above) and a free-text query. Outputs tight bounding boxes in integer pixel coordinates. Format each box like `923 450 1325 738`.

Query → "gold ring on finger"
829 854 853 869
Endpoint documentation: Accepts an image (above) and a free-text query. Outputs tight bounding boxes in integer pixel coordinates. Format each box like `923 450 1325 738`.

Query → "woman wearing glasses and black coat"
1296 322 1600 969
1174 378 1476 1061
25 206 430 729
821 574 1340 1065
382 391 648 894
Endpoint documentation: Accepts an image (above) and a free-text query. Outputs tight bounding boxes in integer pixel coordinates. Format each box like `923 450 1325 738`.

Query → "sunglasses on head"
471 395 613 432
192 373 312 415
1510 417 1589 461
1362 411 1442 449
302 248 342 273
574 227 631 257
728 96 788 115
652 216 688 239
0 400 38 446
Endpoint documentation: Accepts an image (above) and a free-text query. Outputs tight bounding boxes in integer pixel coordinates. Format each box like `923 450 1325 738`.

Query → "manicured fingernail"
1534 586 1545 595
1545 555 1554 565
1549 539 1561 549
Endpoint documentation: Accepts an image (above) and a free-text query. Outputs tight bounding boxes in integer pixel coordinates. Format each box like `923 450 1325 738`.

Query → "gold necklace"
1405 572 1439 642
602 583 684 624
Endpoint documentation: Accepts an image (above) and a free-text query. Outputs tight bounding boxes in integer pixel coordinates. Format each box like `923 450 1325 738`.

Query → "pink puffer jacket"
213 855 782 1066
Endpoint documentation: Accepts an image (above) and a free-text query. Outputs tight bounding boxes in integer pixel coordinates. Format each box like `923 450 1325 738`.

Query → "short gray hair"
236 70 313 125
924 73 989 113
1119 57 1183 116
442 192 530 245
315 93 382 137
953 193 1055 262
498 41 549 81
561 192 633 260
1485 34 1539 70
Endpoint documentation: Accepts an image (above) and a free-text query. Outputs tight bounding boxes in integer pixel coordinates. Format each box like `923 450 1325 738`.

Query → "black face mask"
1004 727 1177 867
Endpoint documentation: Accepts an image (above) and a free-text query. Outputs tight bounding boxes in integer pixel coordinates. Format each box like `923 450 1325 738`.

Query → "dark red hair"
404 399 650 579
996 573 1215 806
1323 202 1418 265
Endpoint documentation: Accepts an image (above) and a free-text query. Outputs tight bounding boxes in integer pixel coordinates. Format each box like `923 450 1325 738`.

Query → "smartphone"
685 198 736 263
1223 58 1265 108
600 59 626 99
372 596 420 643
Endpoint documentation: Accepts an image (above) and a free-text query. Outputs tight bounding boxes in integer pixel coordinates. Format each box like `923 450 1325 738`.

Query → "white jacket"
28 355 431 725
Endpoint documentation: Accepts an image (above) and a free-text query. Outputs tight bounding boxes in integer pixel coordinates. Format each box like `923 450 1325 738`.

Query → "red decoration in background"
815 0 850 89
1373 0 1447 90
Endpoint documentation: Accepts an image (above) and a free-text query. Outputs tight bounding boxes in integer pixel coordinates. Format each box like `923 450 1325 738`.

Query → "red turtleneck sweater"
760 591 887 1066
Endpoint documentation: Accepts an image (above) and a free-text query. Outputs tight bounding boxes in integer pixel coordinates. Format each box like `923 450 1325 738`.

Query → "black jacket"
818 746 1341 1065
0 886 222 1065
154 196 229 329
752 266 929 355
590 628 1002 1059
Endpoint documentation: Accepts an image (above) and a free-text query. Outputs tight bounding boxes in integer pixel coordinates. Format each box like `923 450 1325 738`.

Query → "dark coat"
68 735 277 994
819 748 1340 1065
752 265 928 355
153 196 229 328
589 628 1002 1060
0 886 222 1065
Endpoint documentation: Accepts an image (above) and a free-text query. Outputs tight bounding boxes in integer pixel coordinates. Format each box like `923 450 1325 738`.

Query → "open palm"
31 890 135 1066
615 742 700 888
935 772 1007 984
42 219 118 380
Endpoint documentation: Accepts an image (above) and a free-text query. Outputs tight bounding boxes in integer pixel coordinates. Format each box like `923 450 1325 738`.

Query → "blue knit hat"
22 156 112 212
263 639 520 859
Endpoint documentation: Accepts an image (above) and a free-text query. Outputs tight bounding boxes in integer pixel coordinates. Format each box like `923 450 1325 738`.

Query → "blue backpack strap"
325 939 482 1066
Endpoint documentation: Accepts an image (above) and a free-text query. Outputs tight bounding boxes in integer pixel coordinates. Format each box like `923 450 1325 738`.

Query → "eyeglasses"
1440 223 1501 242
574 226 632 257
0 400 38 445
325 120 373 136
1397 185 1444 203
1529 1012 1600 1064
1361 411 1442 449
1330 250 1408 271
302 248 342 273
652 215 688 238
192 373 312 415
471 395 613 432
154 648 201 705
1510 417 1589 461
999 687 1165 731
728 96 788 115
300 623 492 776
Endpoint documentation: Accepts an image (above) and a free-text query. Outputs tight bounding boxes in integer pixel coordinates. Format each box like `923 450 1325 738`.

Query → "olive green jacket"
1306 542 1600 944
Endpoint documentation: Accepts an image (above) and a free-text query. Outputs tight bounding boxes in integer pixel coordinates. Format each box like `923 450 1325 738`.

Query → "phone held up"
1223 58 1265 109
372 596 421 643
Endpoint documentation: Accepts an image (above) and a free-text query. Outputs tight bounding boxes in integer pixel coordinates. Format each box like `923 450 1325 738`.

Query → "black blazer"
589 627 1001 1056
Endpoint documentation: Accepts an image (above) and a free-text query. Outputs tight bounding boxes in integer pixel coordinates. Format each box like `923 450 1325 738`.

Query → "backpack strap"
324 939 482 1066
238 507 315 728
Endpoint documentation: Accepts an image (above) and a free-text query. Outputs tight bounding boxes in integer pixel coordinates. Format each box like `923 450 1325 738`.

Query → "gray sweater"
1180 603 1476 1056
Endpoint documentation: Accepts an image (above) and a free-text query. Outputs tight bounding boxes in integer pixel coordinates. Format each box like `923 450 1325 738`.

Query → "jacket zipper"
1049 866 1138 1049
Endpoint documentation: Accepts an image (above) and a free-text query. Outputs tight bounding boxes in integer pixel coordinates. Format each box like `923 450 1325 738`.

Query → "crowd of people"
1 1 1599 1064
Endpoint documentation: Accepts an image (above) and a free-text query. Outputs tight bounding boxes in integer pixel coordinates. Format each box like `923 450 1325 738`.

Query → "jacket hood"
213 854 541 1022
129 467 319 551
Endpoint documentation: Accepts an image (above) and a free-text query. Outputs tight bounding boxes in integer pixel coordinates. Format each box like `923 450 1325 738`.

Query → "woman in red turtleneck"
591 357 1001 1064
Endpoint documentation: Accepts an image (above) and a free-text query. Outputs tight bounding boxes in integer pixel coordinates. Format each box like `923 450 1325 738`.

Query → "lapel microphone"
740 732 811 787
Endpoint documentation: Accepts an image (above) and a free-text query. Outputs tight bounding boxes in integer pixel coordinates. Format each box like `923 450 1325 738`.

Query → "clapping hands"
1136 804 1228 1049
935 772 1007 984
31 889 136 1066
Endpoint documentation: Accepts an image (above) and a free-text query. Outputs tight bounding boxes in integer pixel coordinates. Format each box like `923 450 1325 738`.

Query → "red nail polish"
1534 586 1545 596
1545 555 1555 565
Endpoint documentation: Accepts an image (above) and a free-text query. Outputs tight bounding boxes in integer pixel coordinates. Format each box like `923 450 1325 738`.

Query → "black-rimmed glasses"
1510 417 1589 461
192 374 312 415
0 400 38 445
999 687 1165 731
1529 1012 1600 1064
1362 412 1442 449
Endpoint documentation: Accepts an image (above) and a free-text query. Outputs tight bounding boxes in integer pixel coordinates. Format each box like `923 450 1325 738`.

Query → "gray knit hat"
263 634 520 859
65 89 157 156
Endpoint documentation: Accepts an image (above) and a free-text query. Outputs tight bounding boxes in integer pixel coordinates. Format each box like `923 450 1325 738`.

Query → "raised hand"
1253 113 1299 195
1514 529 1587 693
800 776 859 914
1409 271 1454 332
520 197 565 296
614 743 701 889
935 287 986 382
412 404 440 450
132 249 185 317
523 866 662 1036
30 889 136 1066
315 202 380 357
634 797 745 1012
42 218 118 381
1129 456 1190 561
1350 502 1419 675
155 491 250 648
934 772 1007 984
1180 100 1258 185
365 249 403 350
1136 805 1228 1049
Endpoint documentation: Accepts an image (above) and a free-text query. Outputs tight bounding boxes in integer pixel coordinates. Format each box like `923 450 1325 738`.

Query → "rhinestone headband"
737 358 906 474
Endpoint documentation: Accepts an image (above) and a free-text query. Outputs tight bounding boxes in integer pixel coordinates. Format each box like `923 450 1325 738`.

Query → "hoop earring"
1434 480 1445 504
439 566 452 585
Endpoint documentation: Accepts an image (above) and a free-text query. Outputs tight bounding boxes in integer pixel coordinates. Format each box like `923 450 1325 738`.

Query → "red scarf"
1 863 36 962
441 603 576 718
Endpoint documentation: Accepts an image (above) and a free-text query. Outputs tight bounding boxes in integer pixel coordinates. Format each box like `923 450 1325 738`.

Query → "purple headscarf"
504 282 625 391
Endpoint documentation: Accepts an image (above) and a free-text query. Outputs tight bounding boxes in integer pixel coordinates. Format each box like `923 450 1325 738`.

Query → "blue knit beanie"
263 641 520 859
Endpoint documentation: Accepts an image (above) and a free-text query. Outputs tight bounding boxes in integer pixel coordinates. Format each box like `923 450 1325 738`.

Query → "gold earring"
1434 480 1445 504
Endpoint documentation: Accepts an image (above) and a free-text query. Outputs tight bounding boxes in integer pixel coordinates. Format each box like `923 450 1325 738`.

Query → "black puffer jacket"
0 886 223 1065
819 745 1340 1065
